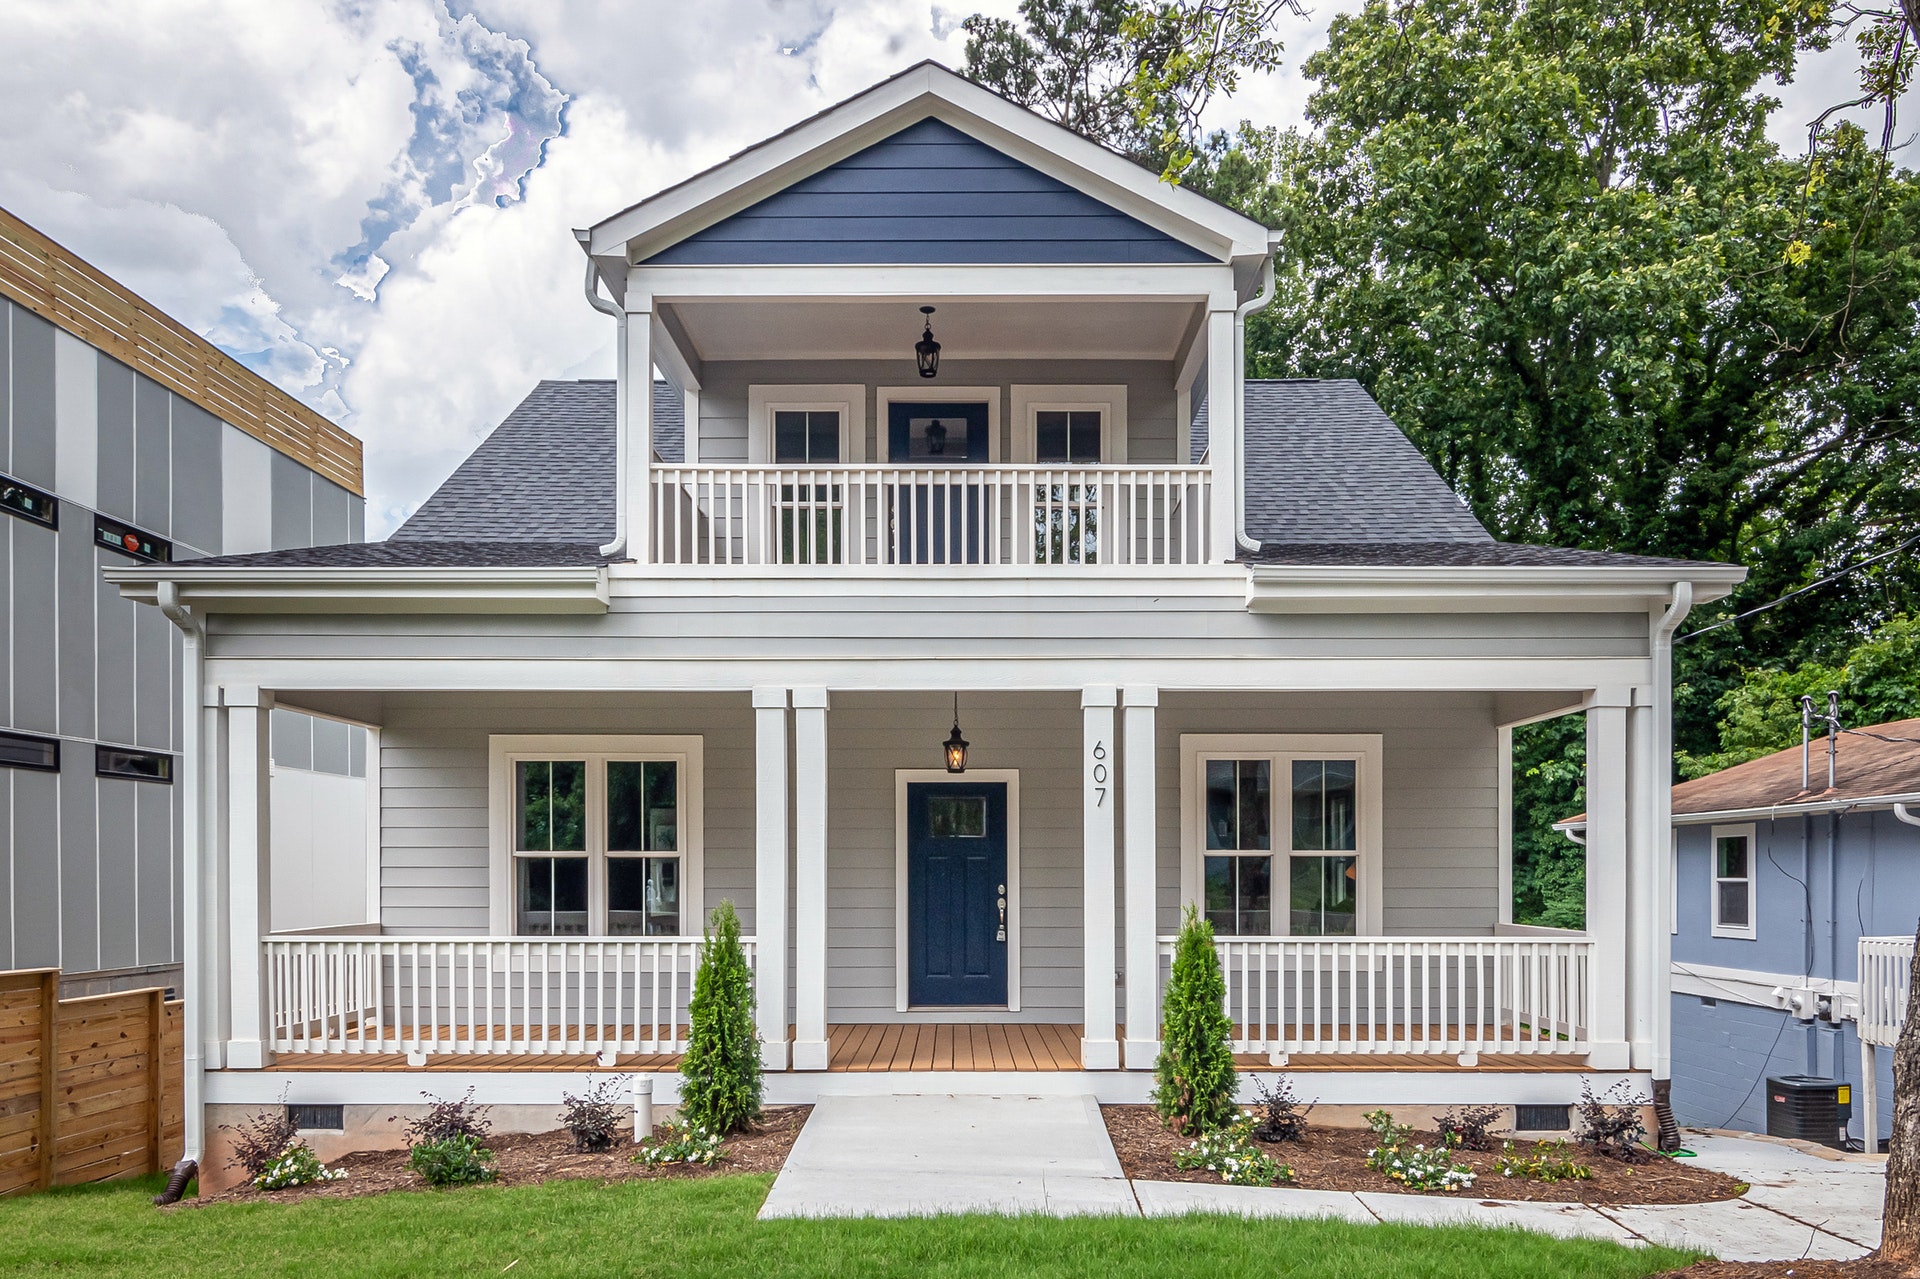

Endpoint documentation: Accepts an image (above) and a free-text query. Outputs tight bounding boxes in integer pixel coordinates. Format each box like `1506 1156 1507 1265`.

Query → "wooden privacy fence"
0 970 183 1196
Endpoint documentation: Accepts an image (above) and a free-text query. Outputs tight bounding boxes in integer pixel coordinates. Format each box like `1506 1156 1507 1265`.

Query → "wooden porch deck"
260 1023 1592 1073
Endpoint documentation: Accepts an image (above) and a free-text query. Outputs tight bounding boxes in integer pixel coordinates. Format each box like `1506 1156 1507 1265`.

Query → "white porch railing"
263 936 753 1056
650 464 1213 568
1157 936 1592 1057
1859 934 1914 1049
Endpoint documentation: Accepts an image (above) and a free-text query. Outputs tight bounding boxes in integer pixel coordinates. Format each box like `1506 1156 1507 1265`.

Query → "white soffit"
586 63 1271 265
667 297 1198 362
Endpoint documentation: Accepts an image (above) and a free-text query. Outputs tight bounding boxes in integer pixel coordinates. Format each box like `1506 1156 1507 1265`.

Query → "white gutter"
1648 582 1691 1083
155 583 204 1165
1896 803 1920 827
577 229 627 560
1233 252 1276 554
1246 563 1744 613
105 565 610 615
1557 791 1920 831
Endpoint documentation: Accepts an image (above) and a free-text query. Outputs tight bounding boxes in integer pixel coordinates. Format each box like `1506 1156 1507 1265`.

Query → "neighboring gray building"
0 206 369 993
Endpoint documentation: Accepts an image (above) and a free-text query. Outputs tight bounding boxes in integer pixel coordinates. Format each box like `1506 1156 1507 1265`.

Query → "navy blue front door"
888 401 990 564
906 781 1008 1006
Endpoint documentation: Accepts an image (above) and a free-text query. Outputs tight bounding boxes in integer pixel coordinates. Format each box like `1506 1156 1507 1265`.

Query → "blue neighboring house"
1659 718 1918 1149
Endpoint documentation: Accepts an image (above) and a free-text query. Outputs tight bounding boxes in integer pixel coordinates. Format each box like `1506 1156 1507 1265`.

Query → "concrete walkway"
760 1100 1886 1264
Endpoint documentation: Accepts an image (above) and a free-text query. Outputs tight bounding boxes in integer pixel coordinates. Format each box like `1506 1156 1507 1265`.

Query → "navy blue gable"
645 118 1215 265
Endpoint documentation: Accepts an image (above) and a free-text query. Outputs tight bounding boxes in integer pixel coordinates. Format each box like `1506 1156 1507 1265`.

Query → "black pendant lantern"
943 692 969 773
915 305 941 379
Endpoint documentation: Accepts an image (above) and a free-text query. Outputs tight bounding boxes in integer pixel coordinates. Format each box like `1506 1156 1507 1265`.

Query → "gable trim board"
589 63 1271 271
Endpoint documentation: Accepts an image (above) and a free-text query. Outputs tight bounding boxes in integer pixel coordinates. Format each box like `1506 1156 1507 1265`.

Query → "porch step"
759 1093 1134 1218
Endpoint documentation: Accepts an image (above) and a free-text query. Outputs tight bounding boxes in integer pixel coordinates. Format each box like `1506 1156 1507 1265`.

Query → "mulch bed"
1101 1106 1745 1205
184 1105 811 1207
1654 1262 1911 1279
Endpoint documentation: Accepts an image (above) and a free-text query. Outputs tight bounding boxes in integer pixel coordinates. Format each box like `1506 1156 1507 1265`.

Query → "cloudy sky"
1 2 1905 535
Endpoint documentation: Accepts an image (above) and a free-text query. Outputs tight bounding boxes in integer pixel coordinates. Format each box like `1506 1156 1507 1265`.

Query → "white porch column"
223 686 274 1070
1122 685 1160 1069
791 687 830 1071
1625 693 1660 1069
1081 686 1120 1069
1585 696 1631 1069
753 687 790 1071
623 300 654 564
1204 308 1236 562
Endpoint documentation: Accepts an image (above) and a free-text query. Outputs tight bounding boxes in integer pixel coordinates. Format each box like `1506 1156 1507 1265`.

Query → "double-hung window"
492 736 701 937
1709 824 1756 940
773 408 842 564
1184 734 1381 938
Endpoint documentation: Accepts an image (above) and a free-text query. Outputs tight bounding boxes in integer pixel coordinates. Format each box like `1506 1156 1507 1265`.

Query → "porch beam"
1122 686 1159 1069
1585 697 1631 1069
1081 686 1120 1070
754 688 791 1071
791 687 831 1070
223 686 274 1070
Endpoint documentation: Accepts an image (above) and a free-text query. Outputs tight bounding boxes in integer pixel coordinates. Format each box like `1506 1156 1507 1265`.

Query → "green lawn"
0 1173 1696 1279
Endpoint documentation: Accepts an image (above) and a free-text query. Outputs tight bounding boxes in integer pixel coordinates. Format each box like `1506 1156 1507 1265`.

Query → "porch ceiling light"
943 691 969 773
915 305 941 379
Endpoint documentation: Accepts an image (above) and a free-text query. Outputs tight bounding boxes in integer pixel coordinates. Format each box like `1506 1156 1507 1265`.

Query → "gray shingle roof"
391 380 681 544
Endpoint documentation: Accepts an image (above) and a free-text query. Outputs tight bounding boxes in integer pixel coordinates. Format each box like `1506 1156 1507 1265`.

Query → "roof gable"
588 62 1270 268
644 119 1213 266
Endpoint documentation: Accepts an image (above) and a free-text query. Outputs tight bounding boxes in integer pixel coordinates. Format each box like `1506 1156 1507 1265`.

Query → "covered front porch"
215 684 1642 1089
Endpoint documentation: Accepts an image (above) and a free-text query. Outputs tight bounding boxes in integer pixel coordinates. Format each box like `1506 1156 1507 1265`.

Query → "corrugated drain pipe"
154 582 202 1204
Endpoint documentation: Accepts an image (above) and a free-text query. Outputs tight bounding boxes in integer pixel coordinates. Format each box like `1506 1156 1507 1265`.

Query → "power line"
1678 531 1920 643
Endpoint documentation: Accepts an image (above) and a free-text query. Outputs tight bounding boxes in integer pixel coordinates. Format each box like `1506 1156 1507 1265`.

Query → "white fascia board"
589 64 1268 263
605 563 1251 599
1670 959 1859 1010
1557 790 1920 832
634 263 1235 306
106 566 611 615
1246 564 1745 614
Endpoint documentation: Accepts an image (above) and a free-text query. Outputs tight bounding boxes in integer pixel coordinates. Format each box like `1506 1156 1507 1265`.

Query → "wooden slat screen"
0 206 363 496
0 969 184 1196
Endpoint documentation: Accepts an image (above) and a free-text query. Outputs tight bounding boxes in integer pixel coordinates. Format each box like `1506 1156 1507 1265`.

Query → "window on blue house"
1710 824 1756 940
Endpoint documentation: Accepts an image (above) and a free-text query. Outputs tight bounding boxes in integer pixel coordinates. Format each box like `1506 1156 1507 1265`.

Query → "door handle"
996 885 1007 943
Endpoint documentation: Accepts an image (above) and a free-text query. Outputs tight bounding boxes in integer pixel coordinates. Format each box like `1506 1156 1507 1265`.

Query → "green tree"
1153 904 1239 1134
678 900 761 1134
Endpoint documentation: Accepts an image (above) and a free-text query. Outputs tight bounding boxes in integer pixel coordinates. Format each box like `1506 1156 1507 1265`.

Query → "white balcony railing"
650 464 1212 568
1859 934 1914 1049
264 936 752 1057
1157 935 1592 1057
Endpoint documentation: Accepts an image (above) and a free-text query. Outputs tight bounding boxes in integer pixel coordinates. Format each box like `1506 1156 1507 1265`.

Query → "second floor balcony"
649 462 1213 569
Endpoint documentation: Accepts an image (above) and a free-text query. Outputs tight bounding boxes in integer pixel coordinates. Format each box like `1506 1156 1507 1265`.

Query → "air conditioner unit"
1765 1076 1852 1149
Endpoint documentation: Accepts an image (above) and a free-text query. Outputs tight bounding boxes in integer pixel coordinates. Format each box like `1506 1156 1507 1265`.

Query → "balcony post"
1204 307 1237 562
1081 686 1120 1069
791 687 831 1070
624 297 654 564
1585 696 1631 1069
753 687 790 1071
223 686 274 1069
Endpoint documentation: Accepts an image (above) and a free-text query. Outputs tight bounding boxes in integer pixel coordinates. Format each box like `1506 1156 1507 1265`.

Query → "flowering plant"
255 1142 346 1190
635 1119 725 1167
1173 1112 1292 1187
1494 1139 1592 1183
1363 1109 1475 1192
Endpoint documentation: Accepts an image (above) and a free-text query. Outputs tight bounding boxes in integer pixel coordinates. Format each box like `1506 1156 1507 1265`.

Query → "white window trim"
1178 733 1384 937
1010 384 1128 463
1709 822 1757 941
487 734 705 937
747 384 866 463
894 768 1021 1013
877 386 1002 463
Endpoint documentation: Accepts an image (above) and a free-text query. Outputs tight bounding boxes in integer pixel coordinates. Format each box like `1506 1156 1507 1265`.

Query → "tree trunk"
1880 922 1920 1270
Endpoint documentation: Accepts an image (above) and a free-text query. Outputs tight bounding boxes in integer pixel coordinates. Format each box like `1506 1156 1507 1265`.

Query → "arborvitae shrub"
678 900 762 1134
1152 903 1238 1134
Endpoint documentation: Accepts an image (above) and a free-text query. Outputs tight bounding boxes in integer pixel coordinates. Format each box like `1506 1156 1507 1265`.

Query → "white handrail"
649 463 1212 568
1155 935 1592 1056
1859 935 1913 1049
263 935 754 1057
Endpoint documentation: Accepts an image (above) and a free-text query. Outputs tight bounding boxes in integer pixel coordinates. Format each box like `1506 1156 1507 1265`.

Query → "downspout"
1896 804 1920 827
1233 254 1276 554
154 582 204 1200
1649 581 1693 1152
577 230 628 560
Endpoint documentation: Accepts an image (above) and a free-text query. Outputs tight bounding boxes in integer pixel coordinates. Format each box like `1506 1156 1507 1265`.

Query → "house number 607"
1090 740 1108 806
